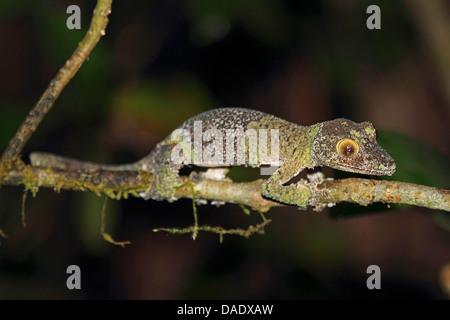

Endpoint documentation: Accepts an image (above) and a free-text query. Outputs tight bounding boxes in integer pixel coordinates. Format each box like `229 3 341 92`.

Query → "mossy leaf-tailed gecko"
30 108 396 208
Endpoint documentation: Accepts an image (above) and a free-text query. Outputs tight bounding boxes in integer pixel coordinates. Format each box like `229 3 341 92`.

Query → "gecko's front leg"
261 161 311 208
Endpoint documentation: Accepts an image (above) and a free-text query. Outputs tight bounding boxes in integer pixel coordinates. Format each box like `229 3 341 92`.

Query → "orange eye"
336 139 359 157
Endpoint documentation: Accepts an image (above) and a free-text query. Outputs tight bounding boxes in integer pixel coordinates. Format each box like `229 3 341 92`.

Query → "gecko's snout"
383 158 396 176
373 150 396 176
380 159 397 176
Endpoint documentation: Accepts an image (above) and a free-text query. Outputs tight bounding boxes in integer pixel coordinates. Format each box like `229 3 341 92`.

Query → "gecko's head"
311 119 396 176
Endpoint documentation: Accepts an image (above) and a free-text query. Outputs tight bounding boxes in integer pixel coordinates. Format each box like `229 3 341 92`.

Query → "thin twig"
101 197 131 247
0 0 113 175
153 217 272 242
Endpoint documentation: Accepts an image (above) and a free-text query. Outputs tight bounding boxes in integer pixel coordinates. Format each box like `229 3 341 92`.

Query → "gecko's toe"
139 186 155 200
261 184 270 197
306 171 325 183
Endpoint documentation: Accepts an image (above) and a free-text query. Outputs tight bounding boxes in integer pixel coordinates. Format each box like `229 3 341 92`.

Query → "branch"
0 0 448 216
2 163 449 212
309 178 450 211
0 0 113 176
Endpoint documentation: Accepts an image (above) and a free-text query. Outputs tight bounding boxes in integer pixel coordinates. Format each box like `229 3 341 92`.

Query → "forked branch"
0 0 113 179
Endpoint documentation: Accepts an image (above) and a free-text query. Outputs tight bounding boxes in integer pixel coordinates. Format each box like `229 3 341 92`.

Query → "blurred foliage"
378 129 450 189
186 0 289 46
76 194 120 255
110 75 213 136
0 104 29 149
433 212 450 233
0 0 27 19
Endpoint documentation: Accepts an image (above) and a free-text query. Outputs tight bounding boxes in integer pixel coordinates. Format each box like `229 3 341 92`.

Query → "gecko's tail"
29 152 140 171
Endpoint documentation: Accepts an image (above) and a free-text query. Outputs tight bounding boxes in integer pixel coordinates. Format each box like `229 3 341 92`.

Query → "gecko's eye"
336 139 359 157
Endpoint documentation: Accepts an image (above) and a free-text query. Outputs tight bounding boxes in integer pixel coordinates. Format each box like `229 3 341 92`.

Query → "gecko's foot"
295 178 310 188
139 171 181 202
140 184 178 202
139 186 159 201
139 183 163 201
306 176 336 212
200 168 231 182
306 170 325 183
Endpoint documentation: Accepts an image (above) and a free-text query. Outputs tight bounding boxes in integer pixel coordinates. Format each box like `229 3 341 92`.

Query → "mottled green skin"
30 108 396 207
136 108 396 207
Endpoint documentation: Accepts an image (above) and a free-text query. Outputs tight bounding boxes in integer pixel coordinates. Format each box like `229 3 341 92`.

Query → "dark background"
0 0 449 299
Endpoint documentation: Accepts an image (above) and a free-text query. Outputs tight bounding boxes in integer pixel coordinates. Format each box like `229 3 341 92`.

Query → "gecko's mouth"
338 163 396 176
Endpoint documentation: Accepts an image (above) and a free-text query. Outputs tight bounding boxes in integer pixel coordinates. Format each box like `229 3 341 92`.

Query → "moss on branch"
2 163 449 212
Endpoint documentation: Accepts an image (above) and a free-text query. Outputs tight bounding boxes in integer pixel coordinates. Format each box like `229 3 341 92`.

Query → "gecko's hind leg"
138 143 185 201
140 164 183 201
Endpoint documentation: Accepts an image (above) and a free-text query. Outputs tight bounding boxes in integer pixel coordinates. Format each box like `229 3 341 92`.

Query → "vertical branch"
0 0 113 175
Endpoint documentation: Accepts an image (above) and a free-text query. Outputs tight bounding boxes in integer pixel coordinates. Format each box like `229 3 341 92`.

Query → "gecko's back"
138 108 305 170
176 108 276 133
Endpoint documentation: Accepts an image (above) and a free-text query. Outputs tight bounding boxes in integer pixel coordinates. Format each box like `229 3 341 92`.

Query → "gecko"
30 108 396 208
